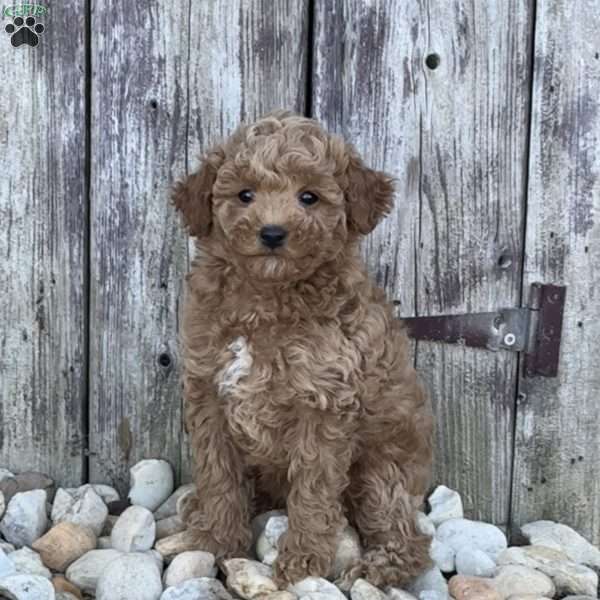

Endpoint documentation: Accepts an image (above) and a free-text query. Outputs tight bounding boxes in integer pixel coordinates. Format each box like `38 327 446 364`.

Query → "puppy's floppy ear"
344 144 395 235
171 146 225 237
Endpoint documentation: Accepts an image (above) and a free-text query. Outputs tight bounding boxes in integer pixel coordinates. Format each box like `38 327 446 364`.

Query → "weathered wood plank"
511 0 600 543
414 0 532 526
313 0 533 526
0 2 87 484
88 0 190 492
180 0 309 481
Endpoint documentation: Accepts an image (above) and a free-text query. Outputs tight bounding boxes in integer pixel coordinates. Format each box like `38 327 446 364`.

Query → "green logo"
2 4 48 18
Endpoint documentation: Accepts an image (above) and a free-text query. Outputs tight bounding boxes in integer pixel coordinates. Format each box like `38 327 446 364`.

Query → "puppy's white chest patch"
216 336 253 397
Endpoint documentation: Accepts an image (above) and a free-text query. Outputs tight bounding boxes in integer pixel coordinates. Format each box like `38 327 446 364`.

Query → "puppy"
173 109 434 588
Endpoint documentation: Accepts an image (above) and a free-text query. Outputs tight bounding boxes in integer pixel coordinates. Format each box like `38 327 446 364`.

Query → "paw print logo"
4 16 45 47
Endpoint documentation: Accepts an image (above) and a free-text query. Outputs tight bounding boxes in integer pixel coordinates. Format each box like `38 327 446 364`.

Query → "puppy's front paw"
273 534 333 587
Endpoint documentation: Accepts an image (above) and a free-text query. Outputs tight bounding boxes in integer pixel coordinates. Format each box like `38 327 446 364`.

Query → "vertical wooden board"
313 0 422 319
511 0 600 543
180 0 309 481
414 0 532 525
314 0 533 525
0 2 86 484
89 0 190 492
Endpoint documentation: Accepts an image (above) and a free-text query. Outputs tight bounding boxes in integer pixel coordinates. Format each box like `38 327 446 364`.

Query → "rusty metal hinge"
402 283 566 377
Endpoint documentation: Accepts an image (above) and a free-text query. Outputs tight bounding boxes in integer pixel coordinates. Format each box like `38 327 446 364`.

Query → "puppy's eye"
238 189 254 204
299 191 319 206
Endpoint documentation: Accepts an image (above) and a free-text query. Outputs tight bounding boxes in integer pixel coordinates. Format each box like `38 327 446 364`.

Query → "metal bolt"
504 333 516 347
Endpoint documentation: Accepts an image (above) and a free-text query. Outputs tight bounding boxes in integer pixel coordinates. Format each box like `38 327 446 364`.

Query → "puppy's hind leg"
339 452 432 589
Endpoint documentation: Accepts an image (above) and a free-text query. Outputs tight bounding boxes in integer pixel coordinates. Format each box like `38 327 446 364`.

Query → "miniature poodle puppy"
173 109 434 588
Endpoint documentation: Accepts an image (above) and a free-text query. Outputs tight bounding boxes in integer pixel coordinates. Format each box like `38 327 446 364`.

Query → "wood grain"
88 0 190 492
313 0 533 526
511 0 600 543
0 1 87 484
180 0 309 481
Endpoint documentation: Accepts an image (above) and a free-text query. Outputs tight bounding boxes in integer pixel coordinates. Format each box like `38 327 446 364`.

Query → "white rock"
161 577 234 600
0 540 15 553
96 552 162 600
155 483 195 520
436 518 507 560
407 567 448 596
224 558 278 599
416 512 436 537
427 486 463 526
521 521 600 569
332 526 362 579
56 594 78 600
492 565 555 598
0 490 5 520
267 593 297 600
298 594 342 600
350 578 387 600
8 546 52 579
256 515 289 564
430 539 455 572
51 486 107 537
145 549 165 573
265 515 288 544
505 596 552 600
65 484 120 504
163 551 215 587
289 577 346 600
387 589 418 600
65 548 123 594
129 459 174 511
417 593 447 600
98 535 112 549
251 510 286 552
0 547 16 578
0 489 48 547
0 574 55 599
455 546 496 577
497 545 598 596
111 505 156 552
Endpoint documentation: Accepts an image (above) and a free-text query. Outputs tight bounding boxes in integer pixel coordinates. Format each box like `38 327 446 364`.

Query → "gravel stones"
154 484 195 521
96 552 163 600
496 545 598 596
436 518 507 561
0 574 55 600
65 548 123 594
163 551 216 587
110 505 156 552
0 489 48 547
223 558 278 600
51 487 107 537
521 520 600 569
161 577 234 600
427 486 464 526
32 522 96 571
129 460 175 511
349 578 387 600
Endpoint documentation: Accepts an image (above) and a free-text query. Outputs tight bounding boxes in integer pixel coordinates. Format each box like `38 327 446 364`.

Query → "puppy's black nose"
260 225 288 249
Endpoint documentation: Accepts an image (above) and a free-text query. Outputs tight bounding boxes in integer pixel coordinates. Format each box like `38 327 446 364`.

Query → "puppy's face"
173 111 395 282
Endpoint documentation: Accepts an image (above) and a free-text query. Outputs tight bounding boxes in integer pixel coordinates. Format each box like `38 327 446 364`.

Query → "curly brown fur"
173 109 434 588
